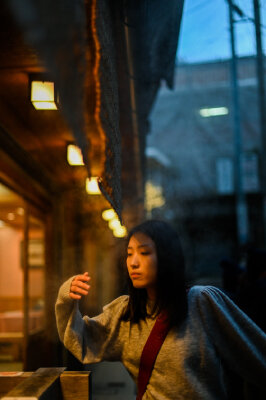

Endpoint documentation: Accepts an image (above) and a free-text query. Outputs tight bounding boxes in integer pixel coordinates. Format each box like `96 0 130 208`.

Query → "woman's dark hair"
122 219 187 328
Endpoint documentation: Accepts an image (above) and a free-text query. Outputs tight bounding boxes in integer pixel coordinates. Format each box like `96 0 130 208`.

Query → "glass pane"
27 215 45 334
0 183 24 371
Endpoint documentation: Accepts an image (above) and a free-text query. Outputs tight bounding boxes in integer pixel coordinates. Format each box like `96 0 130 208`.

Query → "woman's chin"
132 282 146 290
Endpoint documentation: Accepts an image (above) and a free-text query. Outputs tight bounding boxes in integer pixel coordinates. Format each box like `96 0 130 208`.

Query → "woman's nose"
130 253 139 268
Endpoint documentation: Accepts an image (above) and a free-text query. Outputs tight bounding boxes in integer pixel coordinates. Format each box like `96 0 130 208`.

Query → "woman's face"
127 232 158 299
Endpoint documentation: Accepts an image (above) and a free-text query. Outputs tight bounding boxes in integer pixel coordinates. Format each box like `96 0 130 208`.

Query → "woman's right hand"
69 272 91 300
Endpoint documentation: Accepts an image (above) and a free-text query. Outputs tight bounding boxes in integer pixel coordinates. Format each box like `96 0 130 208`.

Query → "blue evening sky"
178 0 266 63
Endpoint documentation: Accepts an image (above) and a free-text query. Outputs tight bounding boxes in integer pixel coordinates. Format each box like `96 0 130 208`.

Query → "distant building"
147 56 265 284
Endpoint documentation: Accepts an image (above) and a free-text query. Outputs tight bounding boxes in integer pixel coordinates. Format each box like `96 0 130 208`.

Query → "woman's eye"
127 253 132 257
141 252 150 255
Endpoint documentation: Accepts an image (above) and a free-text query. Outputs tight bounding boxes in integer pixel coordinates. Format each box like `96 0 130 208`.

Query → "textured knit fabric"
55 278 266 400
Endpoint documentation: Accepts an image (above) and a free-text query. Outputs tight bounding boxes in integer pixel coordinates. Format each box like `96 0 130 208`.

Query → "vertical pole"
227 0 249 245
253 0 266 244
23 204 29 371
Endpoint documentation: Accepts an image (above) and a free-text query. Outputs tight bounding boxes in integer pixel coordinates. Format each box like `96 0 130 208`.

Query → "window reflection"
0 183 24 370
0 183 45 371
28 216 45 334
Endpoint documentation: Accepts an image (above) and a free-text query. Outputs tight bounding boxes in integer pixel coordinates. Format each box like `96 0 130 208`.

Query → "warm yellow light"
199 107 228 117
0 220 5 228
32 101 57 110
86 177 101 195
102 209 116 221
31 81 58 110
67 144 84 166
16 207 24 216
108 218 121 230
113 226 127 238
145 181 165 213
7 212 15 221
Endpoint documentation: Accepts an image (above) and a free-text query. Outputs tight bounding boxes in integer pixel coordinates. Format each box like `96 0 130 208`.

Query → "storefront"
0 180 49 370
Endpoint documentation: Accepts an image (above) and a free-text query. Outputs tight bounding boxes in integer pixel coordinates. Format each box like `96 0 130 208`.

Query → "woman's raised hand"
69 272 91 300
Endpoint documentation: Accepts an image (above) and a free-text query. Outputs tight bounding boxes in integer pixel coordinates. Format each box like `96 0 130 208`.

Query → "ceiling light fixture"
7 212 15 221
31 80 58 110
108 218 121 230
86 177 101 195
199 107 228 117
102 209 116 221
113 226 127 238
67 144 85 166
16 207 24 216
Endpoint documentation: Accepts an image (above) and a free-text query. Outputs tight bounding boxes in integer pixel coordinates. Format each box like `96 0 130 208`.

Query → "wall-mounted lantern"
67 144 85 166
86 177 101 195
30 80 58 110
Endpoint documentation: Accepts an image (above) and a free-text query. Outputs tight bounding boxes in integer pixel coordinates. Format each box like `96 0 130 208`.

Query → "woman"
56 220 266 399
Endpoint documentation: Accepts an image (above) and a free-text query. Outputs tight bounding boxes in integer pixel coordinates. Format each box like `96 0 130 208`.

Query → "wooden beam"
1 367 65 400
60 371 91 400
0 125 58 197
0 372 32 398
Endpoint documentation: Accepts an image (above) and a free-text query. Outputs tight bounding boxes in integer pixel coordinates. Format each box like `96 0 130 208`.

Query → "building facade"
147 56 265 284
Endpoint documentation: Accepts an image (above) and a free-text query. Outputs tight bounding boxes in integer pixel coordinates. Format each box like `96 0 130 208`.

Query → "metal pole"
227 0 249 245
253 0 266 245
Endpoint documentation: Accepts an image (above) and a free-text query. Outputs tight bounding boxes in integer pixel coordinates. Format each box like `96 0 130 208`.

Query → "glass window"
0 182 46 372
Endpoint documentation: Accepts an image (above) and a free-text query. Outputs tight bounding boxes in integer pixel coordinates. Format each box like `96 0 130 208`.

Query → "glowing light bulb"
86 177 101 195
108 218 121 230
67 144 84 166
16 207 24 216
31 81 58 110
102 209 116 221
113 226 127 238
7 212 15 221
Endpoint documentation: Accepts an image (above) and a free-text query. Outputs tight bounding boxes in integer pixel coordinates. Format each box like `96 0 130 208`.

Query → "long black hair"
122 220 188 328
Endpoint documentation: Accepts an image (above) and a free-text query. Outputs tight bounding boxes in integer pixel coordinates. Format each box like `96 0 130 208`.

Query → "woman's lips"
131 273 141 278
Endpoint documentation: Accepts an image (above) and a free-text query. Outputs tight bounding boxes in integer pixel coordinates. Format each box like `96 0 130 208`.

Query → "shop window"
0 182 45 371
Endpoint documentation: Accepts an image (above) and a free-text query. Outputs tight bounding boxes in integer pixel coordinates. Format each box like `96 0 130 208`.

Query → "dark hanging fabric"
91 0 184 220
122 0 185 129
91 0 122 220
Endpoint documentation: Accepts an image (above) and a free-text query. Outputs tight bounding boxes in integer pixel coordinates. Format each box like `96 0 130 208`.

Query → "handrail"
0 372 33 398
60 371 91 400
0 368 91 400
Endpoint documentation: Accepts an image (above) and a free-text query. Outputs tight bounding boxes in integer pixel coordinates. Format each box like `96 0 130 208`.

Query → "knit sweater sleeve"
55 276 129 364
191 285 266 389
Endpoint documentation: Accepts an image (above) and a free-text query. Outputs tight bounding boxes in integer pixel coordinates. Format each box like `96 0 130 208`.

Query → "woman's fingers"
72 273 91 287
71 285 89 295
69 273 91 299
69 285 90 299
74 272 90 282
69 292 83 300
72 279 90 290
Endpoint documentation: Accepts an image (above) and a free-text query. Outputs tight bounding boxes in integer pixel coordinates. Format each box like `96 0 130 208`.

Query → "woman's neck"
147 287 156 301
